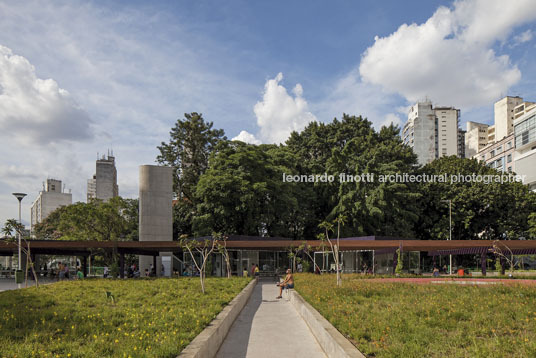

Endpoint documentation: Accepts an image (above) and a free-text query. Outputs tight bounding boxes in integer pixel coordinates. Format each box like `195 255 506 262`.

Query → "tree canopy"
33 197 138 241
157 113 535 241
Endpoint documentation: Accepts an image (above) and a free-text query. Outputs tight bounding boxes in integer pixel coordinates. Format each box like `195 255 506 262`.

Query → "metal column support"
119 253 125 279
481 254 486 276
153 255 157 276
82 256 88 277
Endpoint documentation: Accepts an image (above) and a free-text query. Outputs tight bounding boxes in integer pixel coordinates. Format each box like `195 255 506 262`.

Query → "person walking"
64 263 69 279
58 262 65 280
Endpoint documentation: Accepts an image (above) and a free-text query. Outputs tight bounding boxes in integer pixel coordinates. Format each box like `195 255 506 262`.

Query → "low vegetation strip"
0 277 250 358
295 274 536 358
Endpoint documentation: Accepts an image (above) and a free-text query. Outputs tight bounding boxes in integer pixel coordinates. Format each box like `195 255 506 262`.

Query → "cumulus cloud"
253 73 317 144
232 130 261 145
359 0 536 109
513 29 533 45
0 45 93 145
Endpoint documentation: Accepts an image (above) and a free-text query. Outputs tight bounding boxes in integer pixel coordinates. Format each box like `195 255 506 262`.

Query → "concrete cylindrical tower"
138 165 173 277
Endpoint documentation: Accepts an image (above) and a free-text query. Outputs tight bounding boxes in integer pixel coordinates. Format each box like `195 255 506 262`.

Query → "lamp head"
12 193 27 202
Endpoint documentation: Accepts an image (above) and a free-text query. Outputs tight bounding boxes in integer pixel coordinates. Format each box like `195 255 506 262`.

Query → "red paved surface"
364 277 536 286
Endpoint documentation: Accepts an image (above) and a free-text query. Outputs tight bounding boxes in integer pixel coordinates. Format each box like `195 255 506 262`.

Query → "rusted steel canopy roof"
1 238 536 255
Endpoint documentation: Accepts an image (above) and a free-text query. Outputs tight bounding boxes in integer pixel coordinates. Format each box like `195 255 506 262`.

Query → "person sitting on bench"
276 269 294 299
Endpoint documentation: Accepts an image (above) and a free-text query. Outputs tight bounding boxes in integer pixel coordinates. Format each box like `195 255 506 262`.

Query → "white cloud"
253 73 317 144
232 130 261 145
359 0 536 109
514 29 533 45
0 45 93 145
381 113 402 128
0 1 260 226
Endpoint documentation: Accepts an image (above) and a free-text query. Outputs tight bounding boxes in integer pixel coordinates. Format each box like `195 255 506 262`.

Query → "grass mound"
0 277 249 357
296 273 536 358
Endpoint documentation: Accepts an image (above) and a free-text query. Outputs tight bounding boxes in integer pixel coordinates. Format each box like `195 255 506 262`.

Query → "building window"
508 166 512 172
507 141 512 149
522 131 529 145
507 154 512 163
490 150 495 157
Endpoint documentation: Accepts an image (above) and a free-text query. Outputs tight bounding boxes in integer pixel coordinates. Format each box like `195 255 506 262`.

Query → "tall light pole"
441 199 453 275
12 193 26 288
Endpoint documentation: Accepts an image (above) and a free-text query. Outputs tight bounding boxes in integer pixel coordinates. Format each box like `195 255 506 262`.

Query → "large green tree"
287 115 421 238
192 141 313 238
157 112 226 237
33 197 138 242
157 112 226 200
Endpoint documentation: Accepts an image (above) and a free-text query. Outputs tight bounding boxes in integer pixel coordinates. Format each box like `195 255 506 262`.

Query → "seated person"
276 269 294 299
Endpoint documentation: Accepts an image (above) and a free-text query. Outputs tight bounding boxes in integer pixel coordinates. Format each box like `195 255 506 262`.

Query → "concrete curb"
178 278 257 358
290 290 366 358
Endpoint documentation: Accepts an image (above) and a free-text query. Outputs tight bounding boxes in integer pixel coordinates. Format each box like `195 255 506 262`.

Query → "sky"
1 0 536 226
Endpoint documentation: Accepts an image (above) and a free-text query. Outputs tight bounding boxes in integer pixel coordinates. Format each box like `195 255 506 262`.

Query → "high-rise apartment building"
457 129 466 158
465 121 489 158
494 96 524 141
402 101 462 165
87 153 119 201
31 179 72 233
470 96 535 184
476 134 515 173
514 105 536 191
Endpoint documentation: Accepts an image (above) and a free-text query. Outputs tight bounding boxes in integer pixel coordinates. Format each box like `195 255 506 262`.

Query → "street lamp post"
441 199 453 275
12 193 27 288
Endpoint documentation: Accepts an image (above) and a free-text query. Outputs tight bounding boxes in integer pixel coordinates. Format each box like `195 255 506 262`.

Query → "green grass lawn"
0 277 250 358
295 274 536 358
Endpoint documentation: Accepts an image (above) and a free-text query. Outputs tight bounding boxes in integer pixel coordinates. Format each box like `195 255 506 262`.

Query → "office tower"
87 153 119 202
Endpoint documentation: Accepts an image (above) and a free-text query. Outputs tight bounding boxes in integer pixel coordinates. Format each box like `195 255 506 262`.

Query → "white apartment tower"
403 101 462 165
514 104 536 191
494 96 524 141
31 179 72 232
465 121 489 158
87 153 119 202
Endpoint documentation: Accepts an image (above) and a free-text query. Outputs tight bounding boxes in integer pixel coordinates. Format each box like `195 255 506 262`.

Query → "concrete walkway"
217 279 326 358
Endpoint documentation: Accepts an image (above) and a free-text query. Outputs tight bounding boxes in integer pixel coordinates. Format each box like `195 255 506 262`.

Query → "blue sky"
0 0 535 226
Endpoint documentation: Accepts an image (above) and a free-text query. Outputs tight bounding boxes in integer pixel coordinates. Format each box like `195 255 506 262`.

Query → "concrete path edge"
290 290 366 358
178 278 258 358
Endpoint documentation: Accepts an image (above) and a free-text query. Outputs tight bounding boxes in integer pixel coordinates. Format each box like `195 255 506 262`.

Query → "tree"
34 197 137 242
489 241 517 276
32 197 139 268
214 233 232 278
395 248 403 275
1 219 39 287
287 115 421 238
157 113 226 238
319 215 346 287
180 236 217 293
193 141 310 238
157 113 226 200
529 213 536 239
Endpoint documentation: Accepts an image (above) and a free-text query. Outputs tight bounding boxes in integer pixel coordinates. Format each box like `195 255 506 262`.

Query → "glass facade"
515 113 536 147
